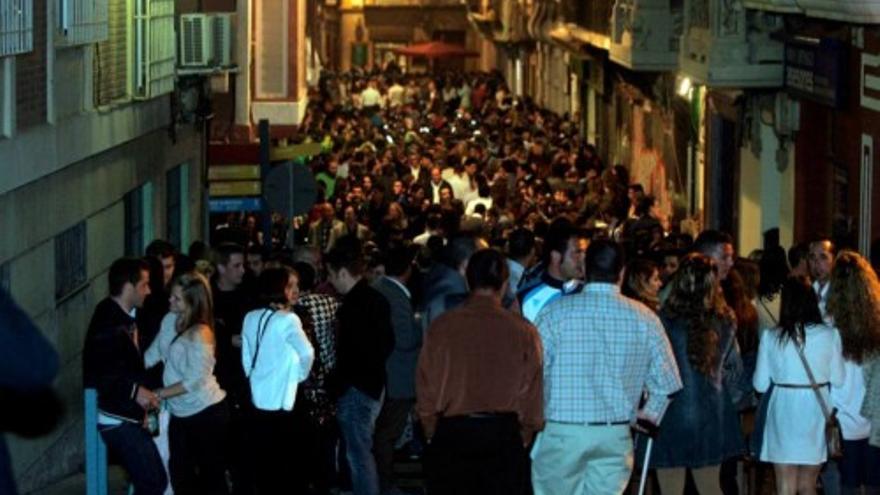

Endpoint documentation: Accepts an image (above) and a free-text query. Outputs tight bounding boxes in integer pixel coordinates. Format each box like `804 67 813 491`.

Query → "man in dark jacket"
325 236 394 495
83 257 166 495
421 234 479 331
372 246 421 494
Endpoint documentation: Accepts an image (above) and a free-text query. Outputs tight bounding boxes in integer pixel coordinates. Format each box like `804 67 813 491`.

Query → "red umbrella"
392 41 479 59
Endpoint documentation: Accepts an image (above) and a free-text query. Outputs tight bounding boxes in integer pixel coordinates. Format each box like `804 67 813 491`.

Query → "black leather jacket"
82 298 148 423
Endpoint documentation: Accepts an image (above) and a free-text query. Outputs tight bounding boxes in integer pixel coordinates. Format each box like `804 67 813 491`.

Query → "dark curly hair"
662 253 734 376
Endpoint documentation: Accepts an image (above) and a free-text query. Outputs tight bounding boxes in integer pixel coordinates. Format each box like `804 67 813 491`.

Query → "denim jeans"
337 387 383 495
99 422 167 495
839 439 880 488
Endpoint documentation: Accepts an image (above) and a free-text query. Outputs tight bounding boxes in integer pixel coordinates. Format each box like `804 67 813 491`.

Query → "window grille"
55 222 87 301
0 0 32 57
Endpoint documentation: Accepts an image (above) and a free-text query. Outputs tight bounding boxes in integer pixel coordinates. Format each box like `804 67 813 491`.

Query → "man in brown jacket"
416 248 544 494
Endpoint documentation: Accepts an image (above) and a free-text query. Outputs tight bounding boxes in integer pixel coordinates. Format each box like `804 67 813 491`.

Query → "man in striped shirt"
531 240 682 495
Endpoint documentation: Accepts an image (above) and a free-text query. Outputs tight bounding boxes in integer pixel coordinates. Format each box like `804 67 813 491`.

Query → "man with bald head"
309 202 343 254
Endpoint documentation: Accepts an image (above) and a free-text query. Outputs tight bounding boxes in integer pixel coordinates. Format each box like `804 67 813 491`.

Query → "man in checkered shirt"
531 239 682 495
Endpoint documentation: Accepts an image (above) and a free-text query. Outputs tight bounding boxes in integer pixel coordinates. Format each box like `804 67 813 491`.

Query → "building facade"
473 0 880 256
0 0 208 490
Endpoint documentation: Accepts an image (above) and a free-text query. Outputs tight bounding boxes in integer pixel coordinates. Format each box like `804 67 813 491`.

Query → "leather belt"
776 382 829 389
551 420 630 426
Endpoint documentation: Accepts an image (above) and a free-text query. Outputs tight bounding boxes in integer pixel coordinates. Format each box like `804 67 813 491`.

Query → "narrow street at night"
2 1 880 495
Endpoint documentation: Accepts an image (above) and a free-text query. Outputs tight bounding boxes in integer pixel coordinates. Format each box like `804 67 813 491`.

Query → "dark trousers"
99 422 167 495
425 414 527 495
227 397 255 495
290 404 340 494
168 400 230 495
250 408 297 495
374 397 415 492
839 439 880 488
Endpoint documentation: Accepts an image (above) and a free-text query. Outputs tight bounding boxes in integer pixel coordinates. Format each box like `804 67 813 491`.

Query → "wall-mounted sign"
209 181 262 197
208 165 261 181
862 52 880 113
784 37 846 108
209 197 264 213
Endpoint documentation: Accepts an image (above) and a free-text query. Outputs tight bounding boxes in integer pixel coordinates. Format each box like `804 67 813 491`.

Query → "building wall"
1 125 203 492
738 121 796 255
0 1 207 490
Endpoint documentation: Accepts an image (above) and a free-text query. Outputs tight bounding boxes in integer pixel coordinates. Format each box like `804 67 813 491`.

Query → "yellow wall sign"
208 165 261 181
209 181 262 197
270 142 323 161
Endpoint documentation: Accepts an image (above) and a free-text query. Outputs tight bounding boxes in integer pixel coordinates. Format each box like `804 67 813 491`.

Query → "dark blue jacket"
637 314 745 468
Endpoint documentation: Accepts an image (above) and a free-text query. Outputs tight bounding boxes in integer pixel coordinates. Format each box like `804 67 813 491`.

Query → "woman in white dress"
754 275 846 495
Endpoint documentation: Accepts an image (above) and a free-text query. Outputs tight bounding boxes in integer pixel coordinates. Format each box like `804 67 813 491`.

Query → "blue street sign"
209 197 263 212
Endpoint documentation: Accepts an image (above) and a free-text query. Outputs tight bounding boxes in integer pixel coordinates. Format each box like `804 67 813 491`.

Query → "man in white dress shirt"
809 237 840 495
809 238 835 321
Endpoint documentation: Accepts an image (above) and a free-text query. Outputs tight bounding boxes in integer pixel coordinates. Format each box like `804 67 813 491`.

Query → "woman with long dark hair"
827 251 880 494
145 272 229 495
241 266 315 494
638 254 745 494
753 276 845 495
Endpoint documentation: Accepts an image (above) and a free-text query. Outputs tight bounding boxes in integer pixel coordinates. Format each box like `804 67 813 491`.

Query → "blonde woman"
145 272 229 495
827 251 880 494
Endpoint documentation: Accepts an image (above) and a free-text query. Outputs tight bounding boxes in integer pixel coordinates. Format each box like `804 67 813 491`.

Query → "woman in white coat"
754 275 846 495
241 266 315 495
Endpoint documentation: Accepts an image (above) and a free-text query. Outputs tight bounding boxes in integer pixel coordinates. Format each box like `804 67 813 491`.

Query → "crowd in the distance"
81 67 880 495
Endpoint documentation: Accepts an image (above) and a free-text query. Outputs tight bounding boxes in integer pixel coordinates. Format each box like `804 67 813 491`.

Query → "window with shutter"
0 0 33 57
93 0 128 106
255 0 288 100
56 0 109 46
133 0 175 99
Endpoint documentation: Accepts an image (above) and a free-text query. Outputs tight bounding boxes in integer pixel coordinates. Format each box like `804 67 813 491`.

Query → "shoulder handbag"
794 330 843 459
246 309 276 378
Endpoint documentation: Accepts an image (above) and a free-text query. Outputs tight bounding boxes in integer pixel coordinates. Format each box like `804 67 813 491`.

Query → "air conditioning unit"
180 14 214 67
211 13 235 67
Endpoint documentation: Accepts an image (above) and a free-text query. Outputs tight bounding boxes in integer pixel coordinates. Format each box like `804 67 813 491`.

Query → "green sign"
352 43 368 68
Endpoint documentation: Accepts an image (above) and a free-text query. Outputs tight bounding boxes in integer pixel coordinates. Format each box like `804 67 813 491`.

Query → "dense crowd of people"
82 69 880 495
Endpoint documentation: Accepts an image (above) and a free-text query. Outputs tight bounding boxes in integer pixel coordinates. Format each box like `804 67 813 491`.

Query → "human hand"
136 386 160 410
632 412 659 437
231 335 242 348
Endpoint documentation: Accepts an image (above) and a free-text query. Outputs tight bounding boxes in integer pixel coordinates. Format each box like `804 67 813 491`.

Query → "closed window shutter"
0 0 33 57
93 0 128 105
255 0 287 99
